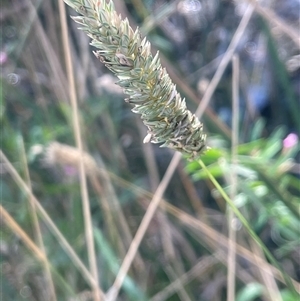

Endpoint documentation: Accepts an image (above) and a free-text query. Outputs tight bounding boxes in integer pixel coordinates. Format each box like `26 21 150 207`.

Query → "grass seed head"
64 0 207 160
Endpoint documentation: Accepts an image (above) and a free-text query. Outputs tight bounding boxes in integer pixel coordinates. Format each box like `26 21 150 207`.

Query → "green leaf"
236 283 264 301
250 118 266 141
192 163 224 180
260 139 281 159
201 148 223 164
237 139 265 155
280 289 299 301
93 228 149 300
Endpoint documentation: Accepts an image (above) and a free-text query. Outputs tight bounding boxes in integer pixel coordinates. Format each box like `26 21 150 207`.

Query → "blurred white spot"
20 286 32 298
7 73 19 85
30 144 44 156
178 0 205 29
244 42 257 55
121 133 133 147
96 74 123 95
179 0 202 14
231 218 242 231
143 133 152 144
286 54 300 72
197 78 209 95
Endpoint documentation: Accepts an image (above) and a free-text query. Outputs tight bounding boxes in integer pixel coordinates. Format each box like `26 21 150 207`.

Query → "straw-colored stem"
247 0 300 48
19 136 57 301
137 118 176 261
250 241 283 301
227 55 239 301
165 265 192 301
151 255 218 301
106 152 182 301
58 1 100 300
25 0 68 102
178 162 206 218
195 4 254 119
95 154 146 272
0 205 76 296
89 175 122 251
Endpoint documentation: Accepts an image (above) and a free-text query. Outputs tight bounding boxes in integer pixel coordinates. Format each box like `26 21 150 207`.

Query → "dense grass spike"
64 0 207 159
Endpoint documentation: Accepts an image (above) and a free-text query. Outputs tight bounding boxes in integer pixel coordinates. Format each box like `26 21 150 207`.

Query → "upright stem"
58 1 101 300
227 54 239 301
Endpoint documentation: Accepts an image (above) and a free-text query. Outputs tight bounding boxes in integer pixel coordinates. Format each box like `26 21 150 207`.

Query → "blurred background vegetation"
1 0 299 300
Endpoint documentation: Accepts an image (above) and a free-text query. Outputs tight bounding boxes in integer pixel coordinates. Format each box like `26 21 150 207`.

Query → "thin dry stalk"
136 119 161 193
137 118 176 261
227 55 239 301
19 137 57 301
89 176 127 257
195 4 254 119
177 163 206 218
0 150 107 300
247 0 300 48
164 265 192 301
150 255 218 301
1 205 51 271
94 154 146 273
106 152 182 301
250 241 283 301
25 0 68 102
58 1 100 300
129 0 148 20
12 0 42 60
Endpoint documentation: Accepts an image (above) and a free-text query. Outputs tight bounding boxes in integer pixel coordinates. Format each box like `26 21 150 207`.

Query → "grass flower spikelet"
64 0 207 159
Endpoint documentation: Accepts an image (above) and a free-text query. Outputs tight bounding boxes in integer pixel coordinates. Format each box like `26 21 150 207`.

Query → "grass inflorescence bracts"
64 0 206 159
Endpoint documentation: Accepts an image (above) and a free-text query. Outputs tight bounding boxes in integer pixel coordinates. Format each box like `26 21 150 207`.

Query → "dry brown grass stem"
248 0 300 48
195 4 254 119
89 176 127 257
137 119 176 261
107 5 255 300
150 255 219 301
164 265 192 301
227 55 239 301
130 0 148 20
25 0 68 102
250 241 283 301
58 1 100 300
0 150 107 300
0 205 51 273
93 154 146 272
19 137 57 301
106 152 182 301
177 163 206 218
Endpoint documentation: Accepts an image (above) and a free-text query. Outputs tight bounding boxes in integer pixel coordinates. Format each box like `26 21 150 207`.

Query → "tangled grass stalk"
64 0 206 160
